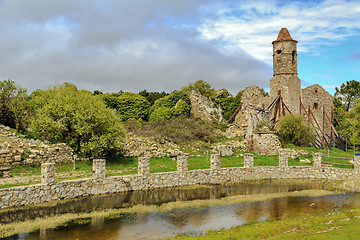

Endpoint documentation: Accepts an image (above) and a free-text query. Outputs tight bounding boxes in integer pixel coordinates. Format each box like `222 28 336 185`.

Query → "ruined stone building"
270 28 334 139
226 28 334 154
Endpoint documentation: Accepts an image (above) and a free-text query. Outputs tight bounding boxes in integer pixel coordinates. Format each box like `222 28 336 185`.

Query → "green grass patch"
254 154 279 166
150 157 177 173
188 156 210 170
171 208 360 240
221 156 244 168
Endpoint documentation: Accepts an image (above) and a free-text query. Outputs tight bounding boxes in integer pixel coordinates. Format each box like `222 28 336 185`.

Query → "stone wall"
0 125 75 167
123 135 184 158
301 84 333 137
0 154 359 210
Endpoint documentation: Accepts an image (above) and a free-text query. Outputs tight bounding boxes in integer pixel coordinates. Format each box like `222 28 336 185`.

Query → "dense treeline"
0 79 244 157
1 78 358 157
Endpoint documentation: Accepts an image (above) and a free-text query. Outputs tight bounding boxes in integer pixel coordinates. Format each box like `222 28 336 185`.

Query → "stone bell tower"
270 28 301 113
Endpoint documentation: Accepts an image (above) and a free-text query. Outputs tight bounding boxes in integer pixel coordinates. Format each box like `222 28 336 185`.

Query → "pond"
2 180 360 240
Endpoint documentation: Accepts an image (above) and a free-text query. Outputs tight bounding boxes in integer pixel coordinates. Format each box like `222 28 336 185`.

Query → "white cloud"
199 0 360 63
0 0 359 95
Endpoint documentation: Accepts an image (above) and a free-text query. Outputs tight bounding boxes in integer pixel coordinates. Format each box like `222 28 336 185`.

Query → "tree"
102 92 150 122
340 99 360 146
0 79 30 130
148 90 191 122
182 80 215 98
138 90 168 106
335 80 360 111
278 114 315 147
30 83 126 157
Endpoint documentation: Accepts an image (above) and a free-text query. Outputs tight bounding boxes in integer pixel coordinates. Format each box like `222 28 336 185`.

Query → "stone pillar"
93 159 106 180
177 156 188 173
279 152 288 168
313 152 322 169
138 157 150 177
244 153 254 168
210 154 221 170
41 162 56 185
354 155 360 175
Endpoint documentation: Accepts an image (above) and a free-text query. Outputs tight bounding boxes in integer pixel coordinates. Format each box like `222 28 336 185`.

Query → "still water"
3 181 360 240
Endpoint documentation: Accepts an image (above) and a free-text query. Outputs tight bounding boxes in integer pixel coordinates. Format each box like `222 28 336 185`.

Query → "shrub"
0 79 30 130
149 107 173 122
127 115 221 145
278 114 315 147
149 90 191 122
30 83 126 157
102 92 150 122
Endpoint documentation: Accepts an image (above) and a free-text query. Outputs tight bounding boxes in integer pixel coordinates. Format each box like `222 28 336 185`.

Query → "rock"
218 145 233 156
189 90 223 123
300 159 311 163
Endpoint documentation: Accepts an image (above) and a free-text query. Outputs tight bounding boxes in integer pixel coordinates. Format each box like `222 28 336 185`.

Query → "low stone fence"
0 153 359 210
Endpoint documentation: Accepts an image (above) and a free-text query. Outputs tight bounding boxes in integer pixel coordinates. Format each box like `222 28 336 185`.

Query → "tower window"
276 50 282 54
292 50 296 63
315 89 318 94
313 103 318 110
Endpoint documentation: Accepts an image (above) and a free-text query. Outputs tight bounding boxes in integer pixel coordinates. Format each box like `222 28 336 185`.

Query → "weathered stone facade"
227 28 334 153
189 90 223 122
250 129 282 155
302 84 334 136
269 28 334 125
0 125 75 168
0 154 359 210
270 28 301 114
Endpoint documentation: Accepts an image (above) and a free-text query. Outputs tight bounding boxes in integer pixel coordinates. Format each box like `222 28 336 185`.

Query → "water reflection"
4 181 360 240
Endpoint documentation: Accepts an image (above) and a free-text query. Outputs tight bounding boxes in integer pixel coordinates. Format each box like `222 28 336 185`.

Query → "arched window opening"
313 102 318 110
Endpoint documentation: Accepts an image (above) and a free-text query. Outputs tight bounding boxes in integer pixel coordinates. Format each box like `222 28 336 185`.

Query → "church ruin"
227 28 339 154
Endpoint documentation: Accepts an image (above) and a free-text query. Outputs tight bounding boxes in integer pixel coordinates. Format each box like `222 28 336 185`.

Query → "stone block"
279 152 288 168
354 155 360 175
244 153 254 168
93 159 106 180
210 154 221 170
138 157 150 176
177 156 188 173
313 152 322 169
41 162 56 185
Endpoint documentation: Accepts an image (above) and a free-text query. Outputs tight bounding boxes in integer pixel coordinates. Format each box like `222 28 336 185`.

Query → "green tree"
138 90 168 106
340 99 360 146
30 83 126 157
335 80 360 111
182 80 216 98
278 114 315 147
102 92 150 122
215 90 243 121
149 90 191 122
0 79 30 130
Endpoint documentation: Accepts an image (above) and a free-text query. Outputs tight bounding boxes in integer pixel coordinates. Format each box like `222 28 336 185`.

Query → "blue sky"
0 0 359 95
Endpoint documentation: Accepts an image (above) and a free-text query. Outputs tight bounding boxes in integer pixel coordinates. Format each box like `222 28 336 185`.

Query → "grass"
170 208 360 240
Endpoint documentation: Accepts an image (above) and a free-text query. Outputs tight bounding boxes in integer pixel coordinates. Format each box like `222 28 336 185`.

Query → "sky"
0 0 359 95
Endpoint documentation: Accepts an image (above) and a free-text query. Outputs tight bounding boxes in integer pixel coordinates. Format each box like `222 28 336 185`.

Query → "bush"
0 79 30 130
126 115 221 145
149 90 191 122
30 83 126 157
278 114 315 147
102 92 150 122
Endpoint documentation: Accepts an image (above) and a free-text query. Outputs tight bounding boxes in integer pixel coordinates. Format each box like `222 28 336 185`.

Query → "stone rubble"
0 125 75 168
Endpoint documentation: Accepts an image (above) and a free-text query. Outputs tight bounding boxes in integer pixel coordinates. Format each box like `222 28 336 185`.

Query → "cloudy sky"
0 0 359 95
